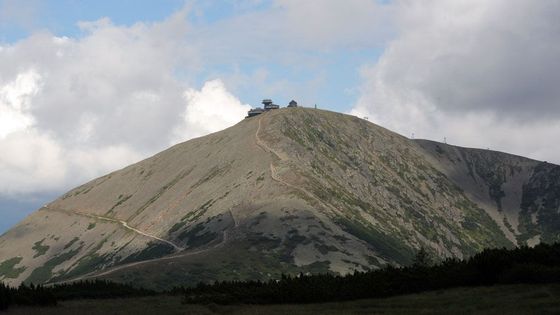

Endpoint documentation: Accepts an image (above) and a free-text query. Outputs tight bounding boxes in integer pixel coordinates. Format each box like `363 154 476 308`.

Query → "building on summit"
246 99 298 118
262 99 279 110
246 107 265 117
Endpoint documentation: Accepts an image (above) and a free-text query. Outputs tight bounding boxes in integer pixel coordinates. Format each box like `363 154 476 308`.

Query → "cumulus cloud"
0 0 398 198
173 79 251 141
352 0 560 163
5 0 559 201
0 131 65 195
0 70 40 138
0 12 251 195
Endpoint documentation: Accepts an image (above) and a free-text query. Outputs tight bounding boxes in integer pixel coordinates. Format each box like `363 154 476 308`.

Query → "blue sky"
1 0 560 233
1 0 186 41
0 0 389 233
0 0 381 112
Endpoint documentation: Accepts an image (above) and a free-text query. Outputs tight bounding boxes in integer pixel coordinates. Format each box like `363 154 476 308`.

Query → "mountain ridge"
1 108 558 289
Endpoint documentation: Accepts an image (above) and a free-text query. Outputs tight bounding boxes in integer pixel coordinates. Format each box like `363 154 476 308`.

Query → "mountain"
1 108 559 289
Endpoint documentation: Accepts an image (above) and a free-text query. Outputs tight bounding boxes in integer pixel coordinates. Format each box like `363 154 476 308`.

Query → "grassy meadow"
4 284 560 315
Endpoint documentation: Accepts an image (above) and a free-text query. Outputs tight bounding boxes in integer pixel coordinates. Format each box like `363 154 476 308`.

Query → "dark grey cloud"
352 0 560 163
419 1 560 120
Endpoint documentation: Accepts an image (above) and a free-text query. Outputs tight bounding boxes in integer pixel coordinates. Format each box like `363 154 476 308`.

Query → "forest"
0 280 155 311
1 243 560 310
181 243 560 304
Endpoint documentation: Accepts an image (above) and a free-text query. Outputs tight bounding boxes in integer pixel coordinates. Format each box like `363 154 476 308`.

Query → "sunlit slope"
0 107 558 288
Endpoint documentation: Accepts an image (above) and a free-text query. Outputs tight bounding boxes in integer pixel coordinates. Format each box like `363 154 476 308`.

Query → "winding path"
43 206 183 251
255 114 340 215
50 114 309 284
68 232 230 282
46 208 238 284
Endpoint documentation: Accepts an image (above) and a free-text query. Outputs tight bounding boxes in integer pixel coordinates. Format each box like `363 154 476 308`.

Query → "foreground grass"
5 284 560 315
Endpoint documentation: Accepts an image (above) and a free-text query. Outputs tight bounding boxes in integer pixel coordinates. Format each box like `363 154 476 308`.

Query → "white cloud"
4 0 558 200
0 130 65 194
173 79 251 141
352 0 560 163
66 145 144 181
0 11 252 196
0 1 389 197
0 70 40 138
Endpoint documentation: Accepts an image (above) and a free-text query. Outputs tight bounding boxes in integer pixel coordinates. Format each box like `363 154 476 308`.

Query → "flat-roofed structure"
262 99 279 110
246 98 280 118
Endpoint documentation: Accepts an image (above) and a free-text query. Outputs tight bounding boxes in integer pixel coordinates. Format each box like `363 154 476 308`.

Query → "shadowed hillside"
0 108 558 289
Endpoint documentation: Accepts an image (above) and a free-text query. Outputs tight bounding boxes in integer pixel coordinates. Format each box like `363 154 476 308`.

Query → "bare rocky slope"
0 108 558 289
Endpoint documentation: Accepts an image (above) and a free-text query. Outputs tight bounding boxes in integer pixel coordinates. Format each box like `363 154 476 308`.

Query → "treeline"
3 244 560 309
181 243 560 304
0 283 56 311
50 280 156 300
0 280 156 311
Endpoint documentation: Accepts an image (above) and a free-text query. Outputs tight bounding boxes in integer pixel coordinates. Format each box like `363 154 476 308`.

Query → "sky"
1 0 560 233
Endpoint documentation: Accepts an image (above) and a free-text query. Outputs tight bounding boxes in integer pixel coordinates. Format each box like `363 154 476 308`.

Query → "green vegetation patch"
32 239 50 258
282 117 306 146
103 239 334 290
455 198 514 253
335 217 414 265
279 230 309 263
121 242 175 264
315 244 338 255
519 163 560 244
178 224 218 248
459 150 507 211
87 222 96 230
181 243 560 305
176 191 232 227
178 200 214 225
168 221 186 234
106 194 133 215
503 217 516 236
26 248 81 284
0 257 26 279
247 232 282 250
131 169 193 219
57 252 110 283
63 237 80 250
190 164 231 190
54 238 111 282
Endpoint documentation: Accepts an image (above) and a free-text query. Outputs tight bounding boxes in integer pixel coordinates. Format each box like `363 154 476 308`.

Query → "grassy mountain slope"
0 108 557 289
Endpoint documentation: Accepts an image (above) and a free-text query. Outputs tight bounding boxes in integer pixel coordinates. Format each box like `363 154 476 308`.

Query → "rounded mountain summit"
1 108 558 289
